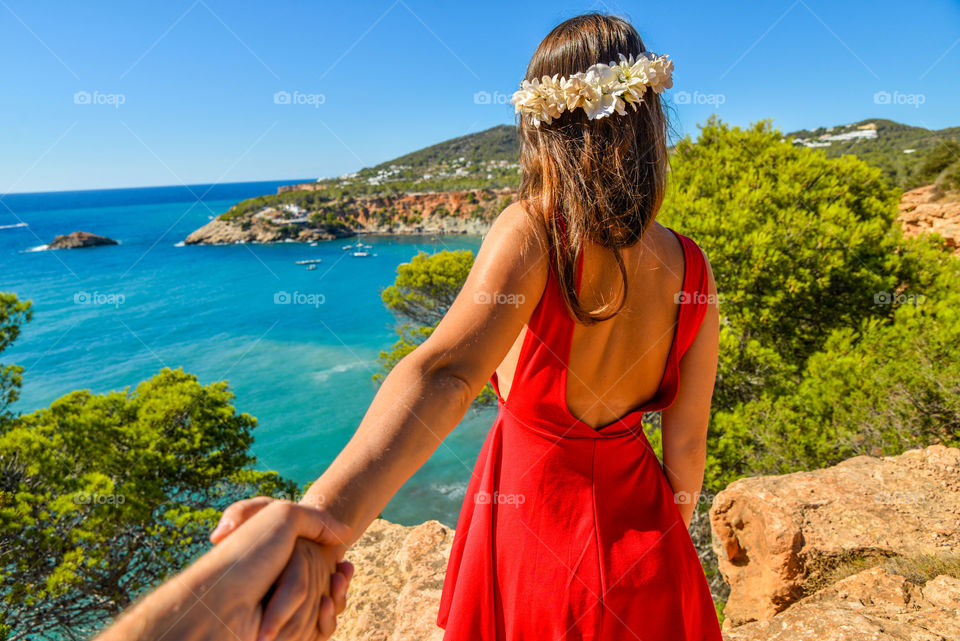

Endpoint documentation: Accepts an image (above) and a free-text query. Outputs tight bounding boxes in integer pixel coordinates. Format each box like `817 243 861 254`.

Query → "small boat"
305 264 317 270
309 242 318 247
295 258 323 265
351 251 370 257
342 243 354 250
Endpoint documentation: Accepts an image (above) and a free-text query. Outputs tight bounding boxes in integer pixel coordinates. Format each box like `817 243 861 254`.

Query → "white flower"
511 50 674 125
644 54 674 94
581 63 629 120
561 73 596 112
511 75 564 128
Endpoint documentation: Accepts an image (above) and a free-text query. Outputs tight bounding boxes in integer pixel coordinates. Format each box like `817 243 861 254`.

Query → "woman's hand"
260 539 350 640
211 497 354 640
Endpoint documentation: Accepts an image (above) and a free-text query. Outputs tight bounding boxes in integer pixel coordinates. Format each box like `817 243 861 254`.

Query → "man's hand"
94 500 353 641
211 497 354 640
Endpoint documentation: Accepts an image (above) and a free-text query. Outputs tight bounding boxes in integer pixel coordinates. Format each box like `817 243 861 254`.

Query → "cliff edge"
711 443 960 637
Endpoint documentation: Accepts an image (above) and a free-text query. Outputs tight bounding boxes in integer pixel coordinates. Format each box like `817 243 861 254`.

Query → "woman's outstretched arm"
660 250 719 529
301 204 548 543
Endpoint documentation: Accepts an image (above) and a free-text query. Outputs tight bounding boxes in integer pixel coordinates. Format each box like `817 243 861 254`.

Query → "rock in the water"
48 231 118 249
333 518 453 641
710 444 960 627
722 566 960 641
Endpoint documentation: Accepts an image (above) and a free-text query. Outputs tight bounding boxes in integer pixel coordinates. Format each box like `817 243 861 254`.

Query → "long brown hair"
518 13 670 324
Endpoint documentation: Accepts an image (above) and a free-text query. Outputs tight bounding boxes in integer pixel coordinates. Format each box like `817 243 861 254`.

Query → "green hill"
371 124 520 169
785 118 960 188
303 124 522 198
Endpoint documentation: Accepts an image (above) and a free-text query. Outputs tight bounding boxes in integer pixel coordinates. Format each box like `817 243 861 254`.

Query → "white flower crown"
510 52 674 127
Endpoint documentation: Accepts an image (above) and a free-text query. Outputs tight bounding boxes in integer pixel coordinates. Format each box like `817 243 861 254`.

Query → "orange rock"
723 567 960 641
710 444 960 627
899 184 960 254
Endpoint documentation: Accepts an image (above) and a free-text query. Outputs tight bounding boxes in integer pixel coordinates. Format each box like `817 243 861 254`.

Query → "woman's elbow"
398 345 479 414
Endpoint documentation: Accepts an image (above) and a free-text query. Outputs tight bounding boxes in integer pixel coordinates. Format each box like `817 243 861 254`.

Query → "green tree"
659 117 924 411
0 294 296 640
913 140 960 189
706 233 960 489
377 250 496 404
0 294 31 430
380 250 474 326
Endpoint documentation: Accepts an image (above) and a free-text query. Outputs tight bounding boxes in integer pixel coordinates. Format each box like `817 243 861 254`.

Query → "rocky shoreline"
184 183 960 250
183 188 515 245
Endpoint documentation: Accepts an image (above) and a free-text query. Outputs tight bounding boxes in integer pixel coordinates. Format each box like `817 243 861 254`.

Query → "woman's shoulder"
657 224 716 297
656 224 711 268
485 200 550 260
473 201 551 286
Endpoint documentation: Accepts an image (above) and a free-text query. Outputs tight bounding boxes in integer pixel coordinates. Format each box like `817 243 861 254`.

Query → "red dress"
437 227 723 640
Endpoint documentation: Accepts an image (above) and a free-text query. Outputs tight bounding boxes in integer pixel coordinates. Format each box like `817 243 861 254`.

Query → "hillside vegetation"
786 118 960 189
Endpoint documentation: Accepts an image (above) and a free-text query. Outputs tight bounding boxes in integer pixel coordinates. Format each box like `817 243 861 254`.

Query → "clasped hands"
208 496 355 641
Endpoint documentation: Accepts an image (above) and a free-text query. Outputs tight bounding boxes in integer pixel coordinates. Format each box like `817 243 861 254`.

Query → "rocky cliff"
899 184 960 254
711 444 960 637
333 519 453 641
187 181 959 248
184 188 516 245
332 445 960 641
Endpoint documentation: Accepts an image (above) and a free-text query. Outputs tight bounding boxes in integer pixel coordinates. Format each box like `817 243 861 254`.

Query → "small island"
48 231 118 249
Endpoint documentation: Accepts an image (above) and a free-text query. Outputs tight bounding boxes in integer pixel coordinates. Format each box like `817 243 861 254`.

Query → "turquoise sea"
0 180 493 527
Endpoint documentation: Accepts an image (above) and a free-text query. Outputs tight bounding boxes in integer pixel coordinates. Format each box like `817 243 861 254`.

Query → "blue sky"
2 0 958 193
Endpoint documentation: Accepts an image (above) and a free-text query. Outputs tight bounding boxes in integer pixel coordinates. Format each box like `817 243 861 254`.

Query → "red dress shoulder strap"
669 229 710 361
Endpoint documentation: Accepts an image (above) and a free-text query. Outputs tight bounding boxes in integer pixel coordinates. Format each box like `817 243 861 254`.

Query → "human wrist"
99 570 223 641
299 484 350 532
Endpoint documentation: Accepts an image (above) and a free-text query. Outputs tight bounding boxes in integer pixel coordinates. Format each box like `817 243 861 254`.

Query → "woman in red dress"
214 12 722 641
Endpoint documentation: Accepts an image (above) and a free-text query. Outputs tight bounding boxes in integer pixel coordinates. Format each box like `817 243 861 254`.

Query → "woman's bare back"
494 221 687 429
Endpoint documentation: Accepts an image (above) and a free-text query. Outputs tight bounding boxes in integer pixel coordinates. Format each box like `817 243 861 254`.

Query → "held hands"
210 497 354 641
